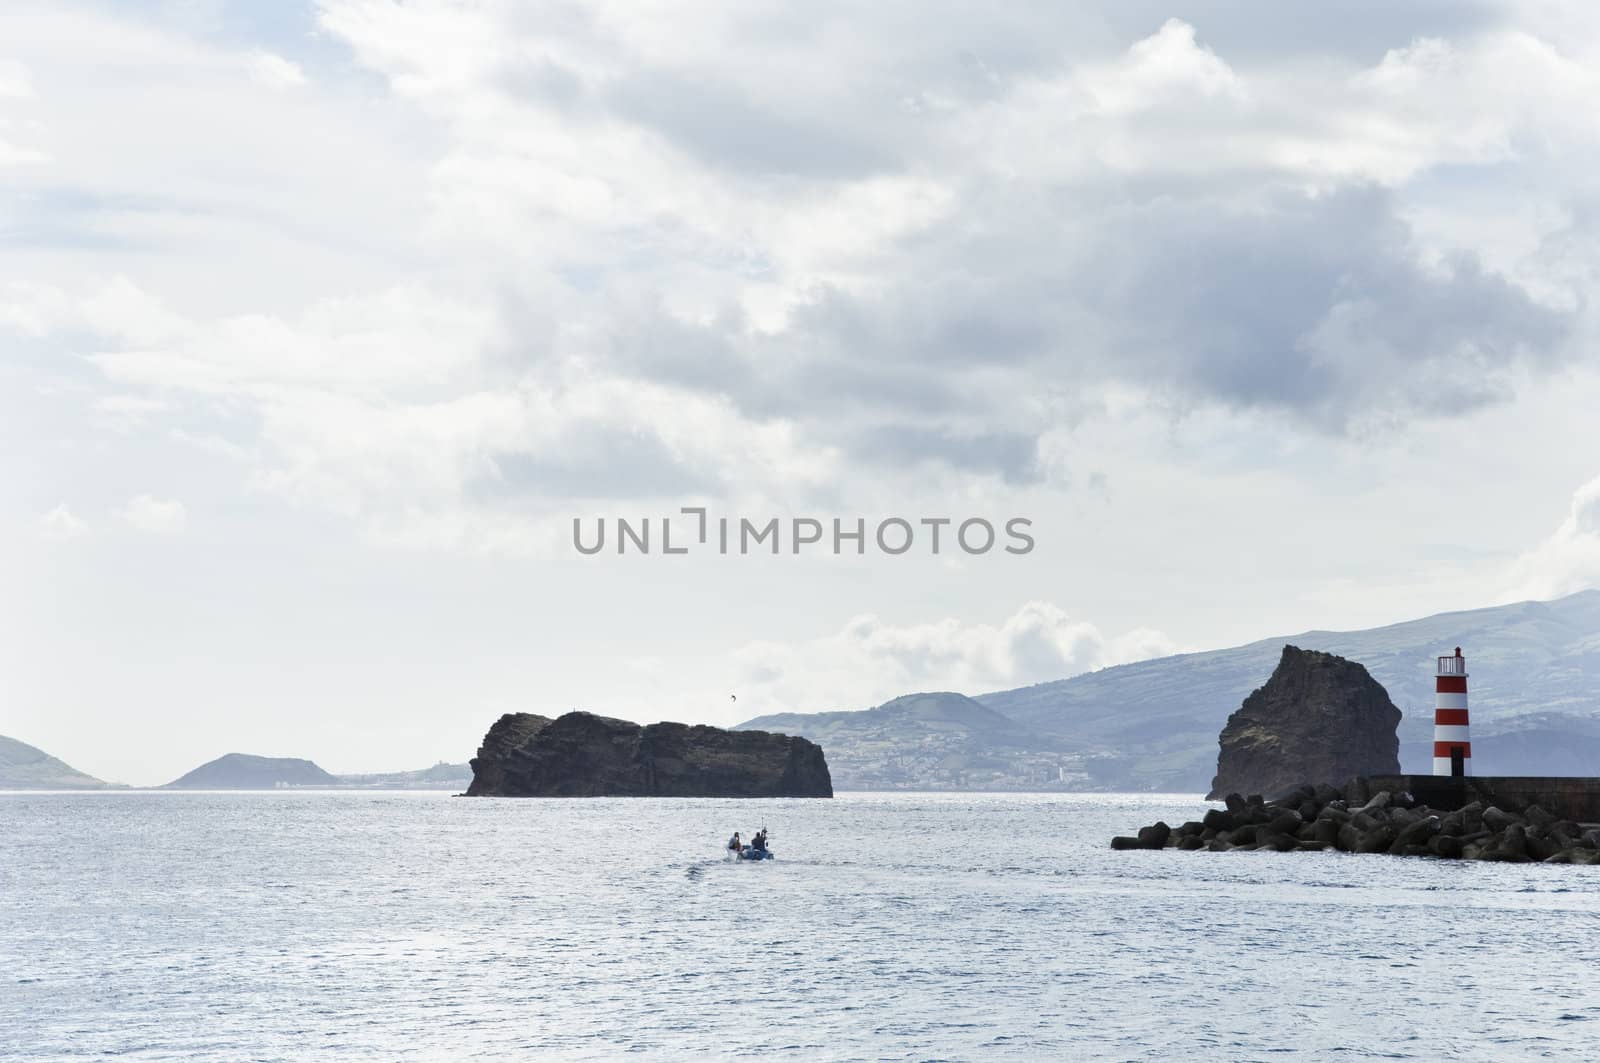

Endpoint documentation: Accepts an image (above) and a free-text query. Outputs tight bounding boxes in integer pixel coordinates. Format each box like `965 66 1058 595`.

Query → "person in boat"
727 831 742 854
750 830 768 853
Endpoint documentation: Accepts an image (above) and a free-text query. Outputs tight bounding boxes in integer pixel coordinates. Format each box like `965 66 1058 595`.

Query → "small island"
465 711 833 798
166 753 340 789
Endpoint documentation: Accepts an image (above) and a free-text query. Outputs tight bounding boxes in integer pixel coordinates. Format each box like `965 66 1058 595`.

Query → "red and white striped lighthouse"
1433 647 1471 777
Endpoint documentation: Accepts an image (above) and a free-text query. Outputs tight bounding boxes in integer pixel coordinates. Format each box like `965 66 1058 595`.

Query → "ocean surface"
4 791 1599 1061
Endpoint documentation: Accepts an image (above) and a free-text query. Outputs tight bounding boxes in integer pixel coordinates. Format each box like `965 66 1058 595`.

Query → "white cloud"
0 58 46 166
79 276 192 347
74 277 838 547
39 504 88 539
118 495 188 535
726 601 1182 717
0 59 35 98
95 394 169 419
248 51 307 90
1507 474 1600 599
0 281 72 336
0 139 49 167
1086 18 1246 115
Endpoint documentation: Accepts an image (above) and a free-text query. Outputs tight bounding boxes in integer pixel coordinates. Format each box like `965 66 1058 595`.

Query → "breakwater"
1364 775 1600 823
1114 776 1600 863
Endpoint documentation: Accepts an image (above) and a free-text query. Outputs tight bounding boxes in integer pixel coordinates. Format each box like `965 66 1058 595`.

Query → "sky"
4 1 1600 786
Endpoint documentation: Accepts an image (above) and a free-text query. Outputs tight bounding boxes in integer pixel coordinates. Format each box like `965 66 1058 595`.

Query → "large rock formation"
465 713 554 796
1207 645 1401 800
465 711 833 797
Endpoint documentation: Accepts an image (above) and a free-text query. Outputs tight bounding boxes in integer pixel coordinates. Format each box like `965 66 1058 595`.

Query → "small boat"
736 848 774 861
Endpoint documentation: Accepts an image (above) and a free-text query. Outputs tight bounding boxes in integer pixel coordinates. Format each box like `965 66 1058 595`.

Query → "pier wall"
1366 775 1600 823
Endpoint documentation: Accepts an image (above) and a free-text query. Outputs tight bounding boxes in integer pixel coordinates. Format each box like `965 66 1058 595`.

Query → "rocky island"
465 711 833 797
1209 645 1401 799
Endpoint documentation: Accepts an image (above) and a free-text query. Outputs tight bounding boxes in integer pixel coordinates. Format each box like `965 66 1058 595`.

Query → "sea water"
3 791 1598 1061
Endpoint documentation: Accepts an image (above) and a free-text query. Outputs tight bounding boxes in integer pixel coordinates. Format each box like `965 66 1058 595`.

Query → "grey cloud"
550 1 1509 181
590 297 978 420
494 57 587 110
849 425 1041 484
1088 2 1502 63
1079 186 1571 422
462 6 1578 490
606 70 899 179
574 181 1572 484
784 184 1569 425
477 427 719 502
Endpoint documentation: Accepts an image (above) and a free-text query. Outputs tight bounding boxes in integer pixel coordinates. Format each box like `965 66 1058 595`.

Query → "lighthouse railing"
1437 655 1467 676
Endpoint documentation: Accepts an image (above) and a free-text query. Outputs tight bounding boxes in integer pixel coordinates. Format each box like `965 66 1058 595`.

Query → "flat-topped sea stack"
465 711 833 797
1208 645 1401 799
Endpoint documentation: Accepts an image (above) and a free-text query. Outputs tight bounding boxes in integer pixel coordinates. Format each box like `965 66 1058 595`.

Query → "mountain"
166 753 340 789
741 591 1600 792
741 691 1081 790
165 754 474 790
983 590 1600 790
0 735 118 789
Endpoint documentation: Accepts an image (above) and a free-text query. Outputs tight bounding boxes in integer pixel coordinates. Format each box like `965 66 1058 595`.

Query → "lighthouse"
1433 647 1471 777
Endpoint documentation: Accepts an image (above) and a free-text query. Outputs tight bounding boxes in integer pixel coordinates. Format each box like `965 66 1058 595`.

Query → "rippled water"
4 791 1599 1061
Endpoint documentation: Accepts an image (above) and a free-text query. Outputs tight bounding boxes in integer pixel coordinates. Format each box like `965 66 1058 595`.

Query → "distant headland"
0 735 122 790
163 755 472 791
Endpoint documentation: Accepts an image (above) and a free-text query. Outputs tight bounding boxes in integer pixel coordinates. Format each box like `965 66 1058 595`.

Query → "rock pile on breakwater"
1113 778 1600 864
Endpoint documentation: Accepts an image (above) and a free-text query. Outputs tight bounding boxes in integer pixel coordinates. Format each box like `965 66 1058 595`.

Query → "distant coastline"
12 591 1600 795
0 738 471 793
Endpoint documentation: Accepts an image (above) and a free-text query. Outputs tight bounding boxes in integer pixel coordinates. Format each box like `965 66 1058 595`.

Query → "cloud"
6 5 1599 547
39 504 88 539
0 281 72 336
0 59 35 99
1508 475 1600 599
118 494 187 535
248 51 307 90
0 57 47 166
1085 17 1246 114
722 184 1571 439
336 11 1579 489
76 278 839 541
606 68 898 179
728 601 1182 716
0 140 49 167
